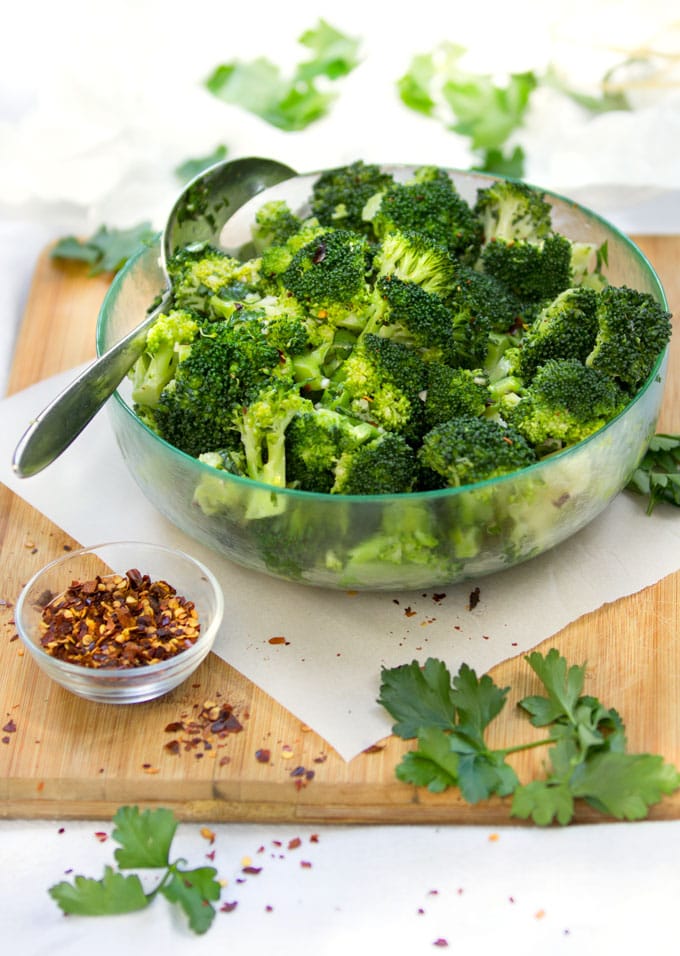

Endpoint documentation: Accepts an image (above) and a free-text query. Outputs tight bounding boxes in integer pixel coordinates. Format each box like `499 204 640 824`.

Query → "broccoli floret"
418 416 537 488
167 244 261 316
251 199 303 251
423 363 489 428
585 285 672 391
364 166 483 261
373 230 458 298
365 275 454 357
258 217 327 286
233 382 314 491
504 358 628 454
285 406 378 493
281 228 373 330
474 179 553 243
478 233 574 302
519 286 599 378
130 309 200 409
150 313 293 458
339 499 448 588
310 159 395 236
448 264 526 334
331 431 418 495
323 332 428 439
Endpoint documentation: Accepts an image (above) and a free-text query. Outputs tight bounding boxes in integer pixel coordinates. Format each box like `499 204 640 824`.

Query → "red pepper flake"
255 748 271 763
432 593 447 603
2 719 16 733
37 570 200 669
268 636 290 646
433 940 449 948
200 827 216 844
310 834 319 843
221 901 238 913
164 740 181 755
363 744 385 754
468 586 481 610
288 837 302 850
404 606 417 618
300 861 312 868
313 753 328 764
58 827 65 834
290 765 306 778
206 850 215 861
265 905 273 912
242 866 262 875
2 738 10 745
164 721 184 733
94 831 108 843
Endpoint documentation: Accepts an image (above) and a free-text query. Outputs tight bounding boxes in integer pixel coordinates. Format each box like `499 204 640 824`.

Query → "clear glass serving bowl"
97 167 669 591
15 541 224 703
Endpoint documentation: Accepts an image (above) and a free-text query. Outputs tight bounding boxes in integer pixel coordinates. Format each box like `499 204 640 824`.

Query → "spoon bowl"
12 156 296 478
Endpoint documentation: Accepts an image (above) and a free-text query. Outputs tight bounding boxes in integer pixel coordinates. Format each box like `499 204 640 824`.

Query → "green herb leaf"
378 657 457 738
627 433 680 513
450 663 509 740
51 222 156 276
161 866 221 935
204 19 360 131
112 806 177 869
571 751 680 820
512 779 575 826
397 43 536 176
175 145 228 183
49 866 149 916
395 725 460 792
520 648 585 725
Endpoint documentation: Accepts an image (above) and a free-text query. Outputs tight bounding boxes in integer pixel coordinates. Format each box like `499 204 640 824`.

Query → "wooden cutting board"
2 239 679 824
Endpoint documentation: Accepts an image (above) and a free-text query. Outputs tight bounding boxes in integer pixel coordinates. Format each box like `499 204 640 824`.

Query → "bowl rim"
15 540 225 680
98 164 671 506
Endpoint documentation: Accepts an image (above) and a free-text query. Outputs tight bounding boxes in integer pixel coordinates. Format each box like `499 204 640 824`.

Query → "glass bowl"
15 541 224 703
97 166 670 591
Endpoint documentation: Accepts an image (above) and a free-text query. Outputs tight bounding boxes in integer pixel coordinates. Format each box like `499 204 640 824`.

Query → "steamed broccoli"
284 406 378 493
423 363 489 428
130 309 200 408
280 228 373 329
330 430 419 495
518 286 599 377
251 199 303 251
323 332 428 439
373 230 458 298
167 243 261 316
503 358 628 453
310 159 395 236
418 416 537 488
478 232 574 302
585 284 672 391
363 165 483 261
474 179 553 243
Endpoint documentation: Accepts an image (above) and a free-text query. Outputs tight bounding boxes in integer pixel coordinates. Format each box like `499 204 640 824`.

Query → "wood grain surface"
1 239 679 824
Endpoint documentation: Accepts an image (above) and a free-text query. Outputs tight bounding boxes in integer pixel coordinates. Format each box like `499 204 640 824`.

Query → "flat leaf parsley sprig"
378 649 680 825
49 806 222 934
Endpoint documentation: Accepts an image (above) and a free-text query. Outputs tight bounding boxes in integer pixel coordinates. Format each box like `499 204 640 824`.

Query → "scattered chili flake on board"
468 586 481 611
2 719 17 734
255 748 271 763
38 569 200 668
268 636 290 646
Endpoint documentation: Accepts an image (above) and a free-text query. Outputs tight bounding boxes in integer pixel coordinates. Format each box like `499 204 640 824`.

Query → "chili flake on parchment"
38 569 200 669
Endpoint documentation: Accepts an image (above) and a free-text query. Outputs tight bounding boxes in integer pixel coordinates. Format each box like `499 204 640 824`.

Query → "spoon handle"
12 292 170 478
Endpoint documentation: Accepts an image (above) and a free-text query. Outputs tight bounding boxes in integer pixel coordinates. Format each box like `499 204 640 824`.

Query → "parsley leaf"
112 805 177 869
49 866 149 916
204 19 360 131
627 433 680 514
377 657 457 738
379 650 680 824
51 222 156 276
161 866 222 935
397 43 537 176
48 806 222 934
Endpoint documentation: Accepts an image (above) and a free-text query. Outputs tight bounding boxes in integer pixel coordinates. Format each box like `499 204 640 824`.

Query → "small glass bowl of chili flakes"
15 541 224 703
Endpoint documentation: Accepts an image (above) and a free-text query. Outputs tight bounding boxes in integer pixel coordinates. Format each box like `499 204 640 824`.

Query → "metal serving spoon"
12 156 297 478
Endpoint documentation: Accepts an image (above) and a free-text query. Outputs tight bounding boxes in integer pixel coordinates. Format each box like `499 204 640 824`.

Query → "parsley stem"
501 737 554 756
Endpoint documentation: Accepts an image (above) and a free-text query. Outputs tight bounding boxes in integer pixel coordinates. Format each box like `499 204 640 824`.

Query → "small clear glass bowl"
15 541 224 704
